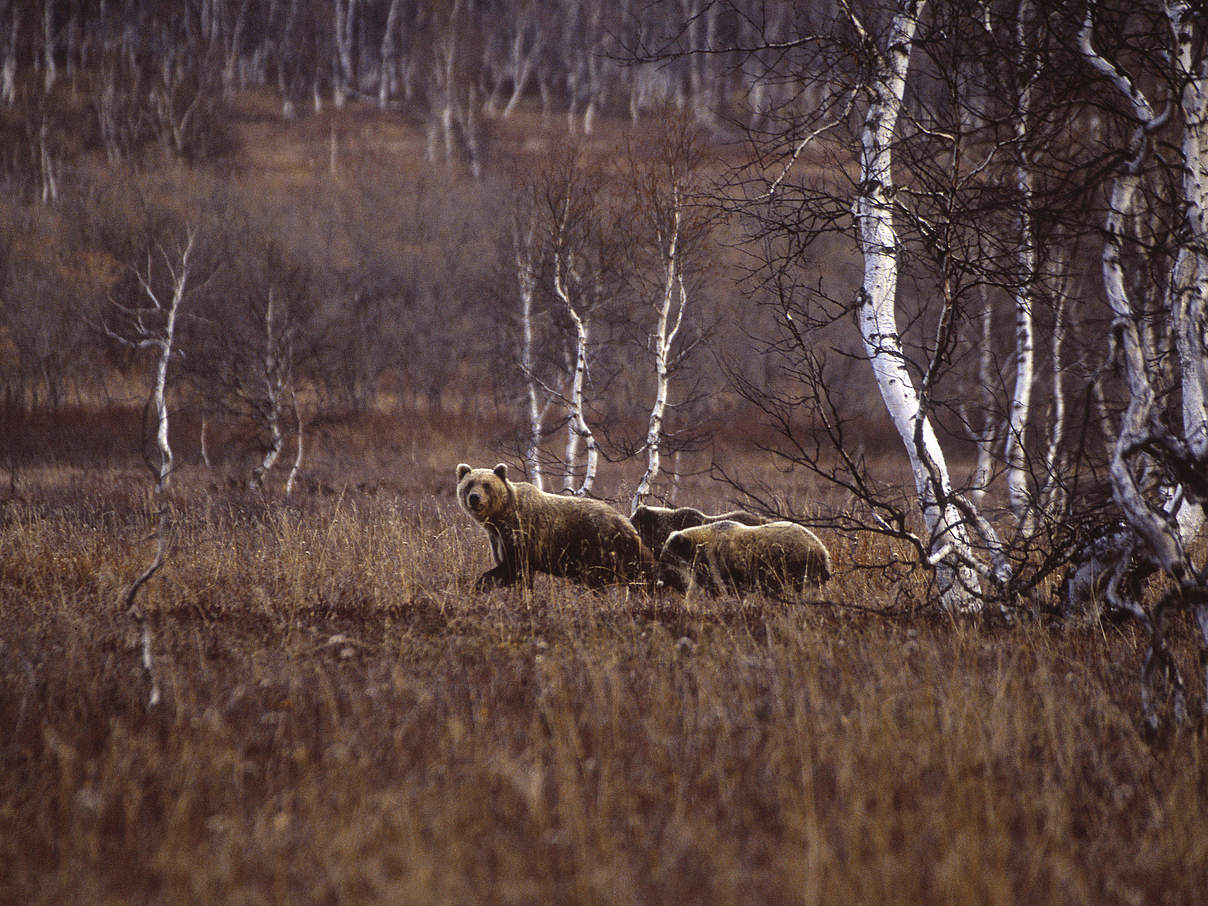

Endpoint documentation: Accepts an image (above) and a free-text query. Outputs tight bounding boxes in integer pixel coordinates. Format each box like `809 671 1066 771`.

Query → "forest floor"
2 405 1206 905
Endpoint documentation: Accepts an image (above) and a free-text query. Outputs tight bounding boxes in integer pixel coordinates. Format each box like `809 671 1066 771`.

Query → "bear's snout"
466 491 483 511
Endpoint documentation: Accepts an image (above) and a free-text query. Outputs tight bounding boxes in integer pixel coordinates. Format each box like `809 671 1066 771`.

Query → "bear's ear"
493 462 509 481
457 464 472 481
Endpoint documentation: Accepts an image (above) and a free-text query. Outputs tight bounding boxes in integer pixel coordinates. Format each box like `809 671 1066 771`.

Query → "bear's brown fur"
657 519 831 596
629 504 768 558
457 463 655 589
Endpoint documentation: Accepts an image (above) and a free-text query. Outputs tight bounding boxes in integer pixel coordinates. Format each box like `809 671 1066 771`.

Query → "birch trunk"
285 387 304 496
222 0 249 95
41 0 55 94
632 204 687 513
150 281 180 491
968 288 995 508
1080 6 1202 574
249 290 285 491
851 0 982 612
554 254 597 496
1168 0 1208 519
514 218 544 489
1039 284 1068 513
378 0 401 110
1006 0 1036 529
332 0 356 108
1 9 17 106
1080 3 1208 725
199 413 211 470
107 229 196 710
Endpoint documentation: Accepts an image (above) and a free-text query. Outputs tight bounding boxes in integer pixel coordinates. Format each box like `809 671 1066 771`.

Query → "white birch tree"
1004 0 1039 530
846 0 986 613
631 232 687 512
1078 0 1208 728
627 119 710 512
492 0 545 118
332 0 357 109
532 146 615 496
203 230 316 495
102 226 201 709
552 241 599 496
1 4 17 106
378 0 403 110
248 289 292 492
284 385 305 497
512 209 549 489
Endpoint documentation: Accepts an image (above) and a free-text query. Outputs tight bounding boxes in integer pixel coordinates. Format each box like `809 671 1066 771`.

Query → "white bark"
104 229 197 492
1039 282 1068 512
514 216 545 489
500 4 542 118
632 202 688 513
199 413 212 470
849 0 983 613
554 254 598 496
1080 2 1208 726
1168 0 1208 485
332 0 357 108
459 84 483 180
41 0 55 94
967 288 996 508
38 116 58 205
378 0 402 110
150 271 183 491
1080 7 1190 576
222 0 250 94
105 228 197 711
1006 0 1037 528
429 1 462 166
285 387 304 497
1 8 17 106
250 289 285 491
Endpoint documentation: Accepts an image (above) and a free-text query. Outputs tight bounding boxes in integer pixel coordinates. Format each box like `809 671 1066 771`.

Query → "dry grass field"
2 408 1207 906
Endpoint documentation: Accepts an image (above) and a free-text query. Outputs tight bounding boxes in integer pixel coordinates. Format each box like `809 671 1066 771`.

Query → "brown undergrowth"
2 454 1207 905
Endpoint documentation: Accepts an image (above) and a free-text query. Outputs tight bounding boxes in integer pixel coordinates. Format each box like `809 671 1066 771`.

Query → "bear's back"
508 481 652 583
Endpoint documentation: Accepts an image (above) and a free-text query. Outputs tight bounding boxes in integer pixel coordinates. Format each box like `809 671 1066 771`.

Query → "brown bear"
629 504 769 558
657 519 831 597
457 463 656 590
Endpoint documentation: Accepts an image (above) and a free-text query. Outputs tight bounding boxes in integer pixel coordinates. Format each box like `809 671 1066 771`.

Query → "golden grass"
2 442 1208 905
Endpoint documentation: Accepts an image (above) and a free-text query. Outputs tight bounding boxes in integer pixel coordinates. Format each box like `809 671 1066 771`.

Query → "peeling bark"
1006 0 1037 529
103 228 198 710
1079 2 1208 728
555 260 598 496
514 215 545 489
632 202 688 512
850 0 982 613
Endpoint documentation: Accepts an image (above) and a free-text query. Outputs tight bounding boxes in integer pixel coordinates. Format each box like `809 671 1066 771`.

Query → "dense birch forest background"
2 1 1208 902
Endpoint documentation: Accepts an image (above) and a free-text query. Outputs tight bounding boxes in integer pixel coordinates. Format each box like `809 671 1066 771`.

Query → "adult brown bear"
657 519 831 597
457 463 655 590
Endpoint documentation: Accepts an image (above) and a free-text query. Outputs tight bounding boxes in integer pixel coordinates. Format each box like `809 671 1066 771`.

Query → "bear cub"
457 463 655 590
629 504 768 559
657 519 831 597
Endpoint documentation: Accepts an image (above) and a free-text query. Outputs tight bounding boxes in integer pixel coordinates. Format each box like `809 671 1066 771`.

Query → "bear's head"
660 528 696 566
456 463 512 523
628 505 663 544
630 505 708 557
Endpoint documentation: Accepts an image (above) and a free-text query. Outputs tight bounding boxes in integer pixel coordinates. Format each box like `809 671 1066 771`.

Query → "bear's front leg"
476 562 519 590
